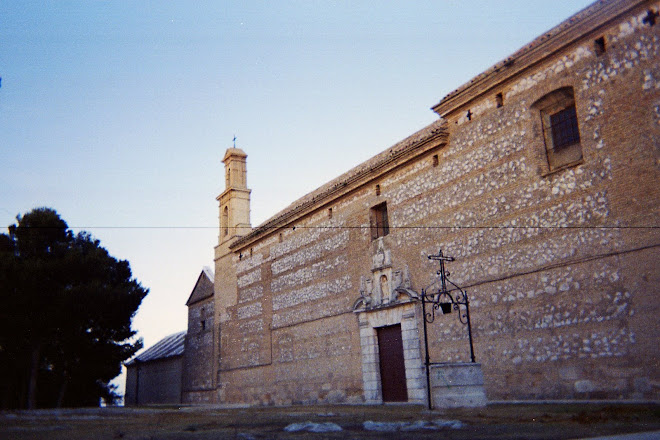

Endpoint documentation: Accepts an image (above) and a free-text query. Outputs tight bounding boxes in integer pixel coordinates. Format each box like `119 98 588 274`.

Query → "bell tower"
217 147 251 244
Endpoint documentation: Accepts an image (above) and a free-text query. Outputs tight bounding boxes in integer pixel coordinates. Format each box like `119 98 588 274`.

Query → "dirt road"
1 402 659 439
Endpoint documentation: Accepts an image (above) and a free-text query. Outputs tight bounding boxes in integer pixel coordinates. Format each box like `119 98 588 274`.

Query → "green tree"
0 208 148 408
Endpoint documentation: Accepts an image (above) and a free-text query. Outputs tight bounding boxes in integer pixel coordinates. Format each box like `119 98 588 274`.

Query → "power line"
12 225 660 230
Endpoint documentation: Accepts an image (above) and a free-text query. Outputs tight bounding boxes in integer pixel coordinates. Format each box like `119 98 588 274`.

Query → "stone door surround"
356 302 425 404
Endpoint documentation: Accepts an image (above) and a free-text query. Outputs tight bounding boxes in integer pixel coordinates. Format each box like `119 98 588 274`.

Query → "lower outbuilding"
124 331 186 406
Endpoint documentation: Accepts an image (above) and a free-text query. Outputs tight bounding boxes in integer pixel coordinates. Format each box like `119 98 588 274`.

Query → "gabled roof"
126 331 186 365
185 266 214 306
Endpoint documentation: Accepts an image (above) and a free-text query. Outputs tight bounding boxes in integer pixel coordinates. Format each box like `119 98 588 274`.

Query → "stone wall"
211 0 659 404
420 2 660 400
182 296 215 404
219 217 366 404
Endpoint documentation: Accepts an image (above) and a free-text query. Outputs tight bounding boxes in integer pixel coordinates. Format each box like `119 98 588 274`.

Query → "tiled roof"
431 0 642 117
231 119 448 249
127 331 186 365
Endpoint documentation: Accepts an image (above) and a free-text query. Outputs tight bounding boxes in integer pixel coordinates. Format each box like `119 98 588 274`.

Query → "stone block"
404 348 421 360
430 363 487 408
432 363 484 387
325 389 346 403
574 379 596 393
432 386 488 408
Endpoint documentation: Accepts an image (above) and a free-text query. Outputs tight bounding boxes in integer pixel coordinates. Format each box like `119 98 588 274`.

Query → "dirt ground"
1 402 659 440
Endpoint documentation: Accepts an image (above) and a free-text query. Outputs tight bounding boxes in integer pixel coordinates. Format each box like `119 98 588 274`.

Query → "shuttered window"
370 202 389 240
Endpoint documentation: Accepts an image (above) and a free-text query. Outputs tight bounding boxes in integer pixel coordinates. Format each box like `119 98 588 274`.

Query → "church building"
181 0 660 406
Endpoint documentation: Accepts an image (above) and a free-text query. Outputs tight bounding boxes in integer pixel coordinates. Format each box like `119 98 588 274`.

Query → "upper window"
533 87 583 171
370 202 389 240
222 206 229 236
549 105 580 150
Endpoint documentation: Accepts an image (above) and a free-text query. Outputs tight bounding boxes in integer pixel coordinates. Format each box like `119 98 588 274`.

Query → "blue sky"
0 1 593 394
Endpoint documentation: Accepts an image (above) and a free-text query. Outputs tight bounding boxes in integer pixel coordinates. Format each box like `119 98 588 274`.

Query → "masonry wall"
218 212 371 405
125 357 183 406
214 1 659 404
182 297 215 404
425 4 660 399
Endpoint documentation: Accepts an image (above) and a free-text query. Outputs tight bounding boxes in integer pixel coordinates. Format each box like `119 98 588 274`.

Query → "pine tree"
0 208 147 408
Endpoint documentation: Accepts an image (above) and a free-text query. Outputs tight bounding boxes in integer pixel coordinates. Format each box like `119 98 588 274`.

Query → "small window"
432 154 439 167
532 87 583 171
375 184 381 196
201 319 206 331
328 207 333 219
594 36 606 56
370 202 389 240
222 206 229 236
549 106 580 150
495 92 504 108
642 9 658 26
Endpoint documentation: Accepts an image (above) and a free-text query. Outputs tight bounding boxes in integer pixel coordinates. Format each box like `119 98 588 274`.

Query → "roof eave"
431 0 646 118
230 120 448 250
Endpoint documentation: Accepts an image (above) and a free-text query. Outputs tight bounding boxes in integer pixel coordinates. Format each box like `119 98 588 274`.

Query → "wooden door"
377 324 408 402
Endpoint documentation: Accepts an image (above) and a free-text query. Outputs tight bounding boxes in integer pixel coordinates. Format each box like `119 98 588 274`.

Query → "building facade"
182 268 216 404
184 0 660 405
125 331 185 406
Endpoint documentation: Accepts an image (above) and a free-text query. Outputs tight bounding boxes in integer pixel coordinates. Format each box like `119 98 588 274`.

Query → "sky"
0 1 594 397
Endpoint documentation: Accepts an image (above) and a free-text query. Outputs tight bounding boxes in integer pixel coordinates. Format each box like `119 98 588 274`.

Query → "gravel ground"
1 402 659 440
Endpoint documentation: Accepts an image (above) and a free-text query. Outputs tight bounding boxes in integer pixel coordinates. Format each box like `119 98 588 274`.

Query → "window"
222 206 229 236
495 92 504 108
594 36 606 56
642 9 658 26
532 87 583 171
370 202 389 240
432 154 439 167
549 105 580 150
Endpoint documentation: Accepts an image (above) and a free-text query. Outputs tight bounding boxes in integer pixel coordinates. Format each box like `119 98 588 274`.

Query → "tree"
0 208 148 408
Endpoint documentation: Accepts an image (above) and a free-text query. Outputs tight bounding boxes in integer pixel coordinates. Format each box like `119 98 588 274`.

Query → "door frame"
356 302 425 404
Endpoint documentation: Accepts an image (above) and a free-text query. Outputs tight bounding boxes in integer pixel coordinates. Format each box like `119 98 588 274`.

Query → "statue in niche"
353 239 414 310
379 274 389 304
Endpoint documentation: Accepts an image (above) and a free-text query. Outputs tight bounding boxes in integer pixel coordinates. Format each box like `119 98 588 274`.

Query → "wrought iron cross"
422 249 476 363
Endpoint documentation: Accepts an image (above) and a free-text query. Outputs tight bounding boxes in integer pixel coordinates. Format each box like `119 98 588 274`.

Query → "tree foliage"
0 208 148 408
